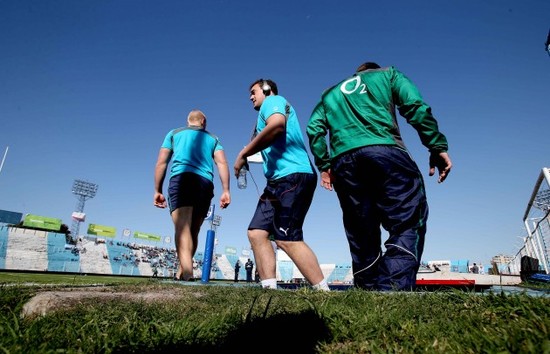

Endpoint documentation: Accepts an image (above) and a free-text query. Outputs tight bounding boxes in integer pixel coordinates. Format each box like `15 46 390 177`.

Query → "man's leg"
276 240 325 286
248 228 276 283
332 147 385 290
171 206 195 281
169 172 211 281
335 183 382 289
272 173 328 290
375 147 428 291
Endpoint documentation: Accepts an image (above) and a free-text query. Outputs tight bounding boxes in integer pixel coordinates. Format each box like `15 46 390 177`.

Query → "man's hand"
429 151 452 183
219 191 231 209
154 192 167 208
320 169 334 191
233 152 247 177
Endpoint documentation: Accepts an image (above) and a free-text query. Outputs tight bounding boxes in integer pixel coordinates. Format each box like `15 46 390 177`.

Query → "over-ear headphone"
261 80 271 95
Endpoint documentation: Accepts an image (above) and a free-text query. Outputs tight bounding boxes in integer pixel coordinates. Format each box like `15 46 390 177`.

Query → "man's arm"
307 102 334 191
306 102 331 172
214 149 231 209
392 68 448 153
154 148 172 208
391 68 452 182
234 113 285 175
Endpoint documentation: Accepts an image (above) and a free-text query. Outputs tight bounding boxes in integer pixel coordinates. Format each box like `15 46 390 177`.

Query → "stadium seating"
0 226 355 283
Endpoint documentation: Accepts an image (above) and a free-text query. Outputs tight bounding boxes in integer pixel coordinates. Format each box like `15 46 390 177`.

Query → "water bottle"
237 165 248 189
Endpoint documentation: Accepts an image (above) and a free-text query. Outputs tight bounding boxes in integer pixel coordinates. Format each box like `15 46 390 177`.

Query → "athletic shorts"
168 172 214 217
248 172 316 242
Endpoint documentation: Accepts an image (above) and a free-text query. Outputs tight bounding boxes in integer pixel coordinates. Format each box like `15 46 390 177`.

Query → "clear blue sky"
1 0 549 268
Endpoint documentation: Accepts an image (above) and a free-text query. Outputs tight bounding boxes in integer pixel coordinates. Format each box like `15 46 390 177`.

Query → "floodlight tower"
70 179 98 241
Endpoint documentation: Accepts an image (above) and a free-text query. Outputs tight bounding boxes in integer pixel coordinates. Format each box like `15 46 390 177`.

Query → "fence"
507 167 550 275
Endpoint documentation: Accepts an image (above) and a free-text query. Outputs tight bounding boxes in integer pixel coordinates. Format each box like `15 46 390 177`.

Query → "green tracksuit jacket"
307 66 448 172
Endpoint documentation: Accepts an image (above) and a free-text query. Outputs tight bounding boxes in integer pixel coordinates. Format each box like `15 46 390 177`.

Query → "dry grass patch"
21 285 205 319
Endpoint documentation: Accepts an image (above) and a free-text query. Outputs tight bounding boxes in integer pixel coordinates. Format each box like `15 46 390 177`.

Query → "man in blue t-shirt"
233 79 329 291
154 109 231 281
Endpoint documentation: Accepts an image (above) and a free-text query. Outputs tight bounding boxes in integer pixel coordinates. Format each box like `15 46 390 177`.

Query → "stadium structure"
2 168 549 285
498 167 550 281
0 224 354 284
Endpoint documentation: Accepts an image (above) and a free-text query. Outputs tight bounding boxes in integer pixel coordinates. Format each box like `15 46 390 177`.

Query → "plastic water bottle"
237 165 247 189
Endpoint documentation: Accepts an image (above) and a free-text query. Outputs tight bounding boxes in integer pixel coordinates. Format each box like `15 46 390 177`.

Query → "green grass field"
0 270 154 286
1 271 549 353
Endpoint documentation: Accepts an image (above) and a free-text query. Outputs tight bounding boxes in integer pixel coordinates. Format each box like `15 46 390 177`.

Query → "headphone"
260 79 271 95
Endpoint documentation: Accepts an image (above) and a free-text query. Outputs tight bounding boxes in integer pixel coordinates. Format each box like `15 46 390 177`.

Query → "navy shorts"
168 172 214 217
248 172 316 241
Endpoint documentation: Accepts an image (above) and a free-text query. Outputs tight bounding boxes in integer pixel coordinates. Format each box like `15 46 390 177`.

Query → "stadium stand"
5 227 48 271
326 264 354 284
105 241 140 276
0 226 356 284
78 238 112 274
46 232 78 272
0 225 9 269
277 260 294 282
217 253 237 280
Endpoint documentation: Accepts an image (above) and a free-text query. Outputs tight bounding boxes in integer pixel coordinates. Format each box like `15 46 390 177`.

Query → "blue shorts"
248 172 316 241
168 172 214 217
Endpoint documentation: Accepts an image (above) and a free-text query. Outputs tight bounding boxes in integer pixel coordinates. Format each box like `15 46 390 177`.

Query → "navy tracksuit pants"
332 145 428 291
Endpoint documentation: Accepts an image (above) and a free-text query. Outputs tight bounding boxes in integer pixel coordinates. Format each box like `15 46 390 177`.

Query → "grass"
0 272 549 353
0 271 152 286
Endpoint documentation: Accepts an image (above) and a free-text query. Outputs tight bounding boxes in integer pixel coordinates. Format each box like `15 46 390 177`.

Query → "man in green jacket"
307 62 452 291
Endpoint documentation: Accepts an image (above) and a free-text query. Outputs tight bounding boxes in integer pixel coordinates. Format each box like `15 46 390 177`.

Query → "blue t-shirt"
161 126 223 181
256 95 314 180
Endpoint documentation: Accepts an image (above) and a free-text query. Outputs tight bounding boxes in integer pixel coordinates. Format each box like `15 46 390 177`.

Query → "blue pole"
201 229 216 283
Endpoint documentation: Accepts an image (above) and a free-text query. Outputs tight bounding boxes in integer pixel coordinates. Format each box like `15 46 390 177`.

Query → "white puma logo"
279 227 289 236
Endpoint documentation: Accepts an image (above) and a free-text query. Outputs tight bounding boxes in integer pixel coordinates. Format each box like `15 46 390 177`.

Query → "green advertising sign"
133 231 161 242
22 214 62 232
87 224 117 237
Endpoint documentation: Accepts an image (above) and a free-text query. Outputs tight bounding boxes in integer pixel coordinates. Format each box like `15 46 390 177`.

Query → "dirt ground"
21 286 199 319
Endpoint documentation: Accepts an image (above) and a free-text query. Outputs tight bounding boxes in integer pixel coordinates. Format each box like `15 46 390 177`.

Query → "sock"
313 279 330 291
261 278 277 289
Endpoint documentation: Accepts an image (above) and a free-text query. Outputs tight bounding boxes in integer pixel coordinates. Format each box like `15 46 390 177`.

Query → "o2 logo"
340 76 367 95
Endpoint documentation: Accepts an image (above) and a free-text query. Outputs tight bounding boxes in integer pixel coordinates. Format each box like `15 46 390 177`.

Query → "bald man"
154 109 231 281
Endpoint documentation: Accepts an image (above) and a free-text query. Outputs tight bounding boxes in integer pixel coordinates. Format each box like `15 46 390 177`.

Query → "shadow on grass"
135 310 331 354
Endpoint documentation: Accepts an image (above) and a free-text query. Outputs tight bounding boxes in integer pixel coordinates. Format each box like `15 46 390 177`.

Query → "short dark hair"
249 78 278 95
356 62 381 72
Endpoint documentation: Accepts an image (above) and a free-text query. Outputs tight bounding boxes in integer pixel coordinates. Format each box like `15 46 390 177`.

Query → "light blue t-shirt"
256 95 314 180
161 126 223 181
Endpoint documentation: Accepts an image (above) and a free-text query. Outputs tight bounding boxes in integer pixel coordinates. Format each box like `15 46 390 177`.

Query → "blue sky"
1 0 549 267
